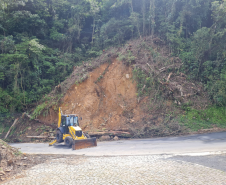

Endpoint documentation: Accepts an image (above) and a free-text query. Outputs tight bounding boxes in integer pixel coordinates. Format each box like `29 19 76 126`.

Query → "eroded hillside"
3 36 217 142
40 59 144 132
36 36 210 137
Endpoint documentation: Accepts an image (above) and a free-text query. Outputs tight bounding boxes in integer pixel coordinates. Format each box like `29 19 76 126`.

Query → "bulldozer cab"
61 115 79 134
61 115 79 126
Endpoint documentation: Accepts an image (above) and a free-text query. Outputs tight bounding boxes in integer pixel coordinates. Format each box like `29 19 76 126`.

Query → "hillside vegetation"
1 0 226 136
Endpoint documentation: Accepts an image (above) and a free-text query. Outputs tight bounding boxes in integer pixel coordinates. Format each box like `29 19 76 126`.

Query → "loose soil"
40 59 144 133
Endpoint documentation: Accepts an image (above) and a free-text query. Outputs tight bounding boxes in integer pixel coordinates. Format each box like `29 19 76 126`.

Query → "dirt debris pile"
0 140 54 182
0 139 25 181
118 37 208 109
0 140 78 183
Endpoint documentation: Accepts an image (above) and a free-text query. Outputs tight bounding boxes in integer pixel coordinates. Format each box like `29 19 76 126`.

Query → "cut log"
115 128 130 132
26 136 55 139
25 113 32 119
141 85 146 92
4 118 19 139
176 84 183 96
26 136 48 139
111 131 131 135
159 64 182 73
88 132 109 136
147 63 159 75
166 73 173 82
88 131 131 137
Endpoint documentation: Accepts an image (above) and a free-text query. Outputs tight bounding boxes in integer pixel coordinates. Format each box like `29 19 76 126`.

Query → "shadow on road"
51 144 72 150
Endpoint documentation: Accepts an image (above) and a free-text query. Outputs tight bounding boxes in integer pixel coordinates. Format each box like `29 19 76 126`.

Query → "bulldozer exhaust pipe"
72 137 97 150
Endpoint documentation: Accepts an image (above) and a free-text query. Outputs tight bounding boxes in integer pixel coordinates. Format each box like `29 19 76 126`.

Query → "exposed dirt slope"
37 36 210 138
40 59 144 132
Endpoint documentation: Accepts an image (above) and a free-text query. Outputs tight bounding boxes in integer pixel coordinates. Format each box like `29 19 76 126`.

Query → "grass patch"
0 125 4 134
14 150 22 156
3 126 10 133
180 106 226 131
9 127 16 136
31 102 48 119
117 50 135 64
132 68 155 97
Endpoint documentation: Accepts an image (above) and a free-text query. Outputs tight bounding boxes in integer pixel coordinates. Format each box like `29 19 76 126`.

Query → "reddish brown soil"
40 59 145 132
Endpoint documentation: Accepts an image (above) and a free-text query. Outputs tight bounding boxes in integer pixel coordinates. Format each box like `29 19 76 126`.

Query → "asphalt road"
10 131 226 156
167 154 226 172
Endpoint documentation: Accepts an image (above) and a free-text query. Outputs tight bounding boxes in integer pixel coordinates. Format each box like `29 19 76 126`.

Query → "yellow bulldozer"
49 108 97 150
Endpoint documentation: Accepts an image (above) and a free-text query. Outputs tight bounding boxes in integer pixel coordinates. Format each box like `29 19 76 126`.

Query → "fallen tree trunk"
166 72 173 82
26 136 48 138
24 112 57 128
5 118 19 139
115 128 130 132
159 64 182 73
88 131 132 137
147 63 159 75
26 136 55 139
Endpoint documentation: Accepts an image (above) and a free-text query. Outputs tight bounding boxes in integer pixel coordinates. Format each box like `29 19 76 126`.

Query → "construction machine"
49 108 97 150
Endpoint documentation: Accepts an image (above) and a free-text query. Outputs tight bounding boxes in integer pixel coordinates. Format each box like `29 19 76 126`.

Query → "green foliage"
148 47 160 61
31 103 47 119
118 50 135 64
133 68 154 97
95 63 111 83
180 0 226 106
97 18 134 48
14 150 22 156
0 36 75 112
1 0 226 113
180 106 226 131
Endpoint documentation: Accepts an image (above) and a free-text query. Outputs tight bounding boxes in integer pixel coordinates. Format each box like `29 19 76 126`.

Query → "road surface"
4 132 226 185
10 131 226 156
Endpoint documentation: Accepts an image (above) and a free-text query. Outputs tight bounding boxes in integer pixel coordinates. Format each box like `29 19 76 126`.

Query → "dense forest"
0 0 226 113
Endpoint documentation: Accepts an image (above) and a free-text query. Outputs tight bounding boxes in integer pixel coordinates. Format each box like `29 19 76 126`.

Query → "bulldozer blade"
72 137 97 150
